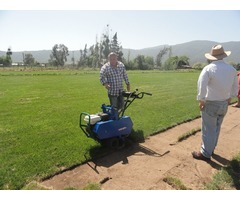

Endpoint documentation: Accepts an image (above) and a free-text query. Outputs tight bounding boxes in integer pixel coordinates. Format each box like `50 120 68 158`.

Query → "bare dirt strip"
40 105 240 190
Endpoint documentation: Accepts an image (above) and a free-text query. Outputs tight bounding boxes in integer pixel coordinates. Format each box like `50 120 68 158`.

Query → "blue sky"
1 1 240 51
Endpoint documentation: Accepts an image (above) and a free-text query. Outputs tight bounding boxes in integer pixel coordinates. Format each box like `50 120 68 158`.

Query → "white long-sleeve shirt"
197 60 238 101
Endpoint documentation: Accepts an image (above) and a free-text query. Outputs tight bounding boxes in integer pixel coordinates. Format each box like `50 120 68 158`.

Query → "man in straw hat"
192 44 238 161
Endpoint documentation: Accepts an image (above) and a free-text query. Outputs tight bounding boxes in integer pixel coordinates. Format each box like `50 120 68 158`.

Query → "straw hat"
205 44 231 61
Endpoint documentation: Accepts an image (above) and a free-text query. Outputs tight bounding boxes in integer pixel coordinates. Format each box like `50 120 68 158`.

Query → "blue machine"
79 90 152 149
92 116 133 140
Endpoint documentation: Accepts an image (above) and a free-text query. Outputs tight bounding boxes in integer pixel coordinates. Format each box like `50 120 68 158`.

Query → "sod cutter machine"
79 89 152 149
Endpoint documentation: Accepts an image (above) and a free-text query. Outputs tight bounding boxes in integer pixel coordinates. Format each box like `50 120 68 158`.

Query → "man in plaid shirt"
100 52 130 118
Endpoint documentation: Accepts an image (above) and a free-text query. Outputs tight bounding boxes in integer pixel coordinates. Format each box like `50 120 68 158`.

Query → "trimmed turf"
0 69 202 189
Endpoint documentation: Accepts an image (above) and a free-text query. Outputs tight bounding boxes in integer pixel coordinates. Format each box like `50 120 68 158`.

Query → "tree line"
1 25 239 70
45 37 191 70
0 48 12 66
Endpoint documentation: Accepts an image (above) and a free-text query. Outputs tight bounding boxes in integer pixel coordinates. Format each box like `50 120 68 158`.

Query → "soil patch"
40 106 240 190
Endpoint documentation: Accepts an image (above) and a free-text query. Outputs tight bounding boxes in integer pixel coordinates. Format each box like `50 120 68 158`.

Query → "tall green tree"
78 44 88 67
77 25 125 67
163 55 190 70
110 32 123 61
134 55 154 70
177 56 190 68
156 46 171 68
88 43 101 68
0 48 12 67
24 53 35 66
94 42 100 68
6 48 12 57
49 44 69 66
0 56 10 66
71 51 75 67
164 56 179 70
101 33 110 60
6 48 12 66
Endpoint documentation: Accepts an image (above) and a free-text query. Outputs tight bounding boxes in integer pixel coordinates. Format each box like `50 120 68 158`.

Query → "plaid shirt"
100 61 130 96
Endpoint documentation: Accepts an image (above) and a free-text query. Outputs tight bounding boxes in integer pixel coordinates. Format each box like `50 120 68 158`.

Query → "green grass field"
0 69 203 189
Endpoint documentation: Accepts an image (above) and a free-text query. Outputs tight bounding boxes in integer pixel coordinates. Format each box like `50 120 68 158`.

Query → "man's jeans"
200 100 228 158
108 94 124 119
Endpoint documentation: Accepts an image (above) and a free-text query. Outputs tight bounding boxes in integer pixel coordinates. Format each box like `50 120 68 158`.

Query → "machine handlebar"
119 89 152 117
122 90 152 99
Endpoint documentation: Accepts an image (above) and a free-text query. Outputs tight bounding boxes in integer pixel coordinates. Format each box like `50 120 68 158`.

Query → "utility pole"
72 51 75 67
22 52 25 65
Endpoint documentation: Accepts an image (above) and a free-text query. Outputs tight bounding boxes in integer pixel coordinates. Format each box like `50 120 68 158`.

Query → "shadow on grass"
206 154 240 189
228 159 240 189
41 129 151 180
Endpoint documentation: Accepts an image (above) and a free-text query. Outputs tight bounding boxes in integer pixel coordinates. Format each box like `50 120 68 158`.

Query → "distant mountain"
1 40 240 65
122 40 240 65
0 50 53 64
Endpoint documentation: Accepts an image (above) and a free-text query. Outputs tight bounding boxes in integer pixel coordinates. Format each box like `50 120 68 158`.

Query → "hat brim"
205 51 231 61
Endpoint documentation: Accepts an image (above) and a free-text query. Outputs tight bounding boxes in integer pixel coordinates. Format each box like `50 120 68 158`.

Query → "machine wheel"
107 137 125 150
